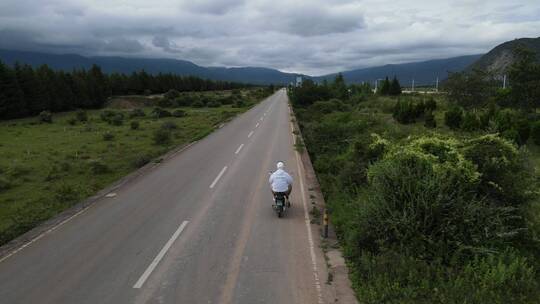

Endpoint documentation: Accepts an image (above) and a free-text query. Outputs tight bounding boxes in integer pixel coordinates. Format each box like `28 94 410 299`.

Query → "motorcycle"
272 192 288 218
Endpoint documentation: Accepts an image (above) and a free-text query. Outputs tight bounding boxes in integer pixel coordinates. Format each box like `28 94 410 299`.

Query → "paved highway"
0 89 328 304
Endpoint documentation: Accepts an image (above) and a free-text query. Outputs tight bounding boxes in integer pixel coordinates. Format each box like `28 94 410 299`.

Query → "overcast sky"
0 0 539 75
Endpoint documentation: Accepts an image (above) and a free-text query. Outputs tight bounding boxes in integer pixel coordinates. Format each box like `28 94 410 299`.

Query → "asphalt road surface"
0 89 328 304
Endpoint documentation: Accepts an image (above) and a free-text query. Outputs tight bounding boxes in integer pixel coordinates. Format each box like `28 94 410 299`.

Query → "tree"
508 47 540 111
332 73 349 100
389 76 402 95
379 77 390 95
0 61 25 119
445 69 498 109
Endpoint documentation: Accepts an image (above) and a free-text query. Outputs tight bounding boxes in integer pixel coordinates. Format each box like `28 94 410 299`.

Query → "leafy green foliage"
130 121 140 130
444 106 463 129
153 128 171 145
532 121 540 145
39 111 52 123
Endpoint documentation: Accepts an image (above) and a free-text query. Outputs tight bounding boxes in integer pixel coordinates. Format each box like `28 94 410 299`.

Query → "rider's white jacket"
269 169 293 192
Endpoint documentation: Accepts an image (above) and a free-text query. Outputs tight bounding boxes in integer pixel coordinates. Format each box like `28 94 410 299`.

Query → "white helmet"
276 161 284 169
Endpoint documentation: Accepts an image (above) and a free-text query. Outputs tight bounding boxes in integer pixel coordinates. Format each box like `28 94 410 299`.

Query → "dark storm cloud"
0 0 539 75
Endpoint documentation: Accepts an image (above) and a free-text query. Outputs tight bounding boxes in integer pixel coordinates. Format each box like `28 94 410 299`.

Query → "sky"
0 0 539 76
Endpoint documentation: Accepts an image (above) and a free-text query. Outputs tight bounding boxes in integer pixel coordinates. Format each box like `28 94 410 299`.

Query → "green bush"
206 100 221 108
233 100 245 108
444 106 463 129
532 121 540 145
67 118 77 126
110 114 123 126
461 112 481 131
151 107 172 118
157 98 173 108
174 95 192 107
131 153 152 168
424 97 437 112
462 134 531 205
191 100 204 108
424 111 436 128
172 109 187 117
39 111 52 123
153 128 171 145
54 183 79 203
164 89 180 100
130 121 140 130
102 131 114 141
76 109 88 122
129 108 145 118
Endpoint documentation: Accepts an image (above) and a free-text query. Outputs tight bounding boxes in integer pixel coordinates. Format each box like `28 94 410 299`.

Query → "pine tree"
379 77 390 95
0 61 25 119
389 76 402 95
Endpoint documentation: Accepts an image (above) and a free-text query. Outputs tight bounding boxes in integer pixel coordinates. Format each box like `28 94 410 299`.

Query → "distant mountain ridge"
0 49 483 86
467 37 540 75
315 55 483 86
0 49 303 85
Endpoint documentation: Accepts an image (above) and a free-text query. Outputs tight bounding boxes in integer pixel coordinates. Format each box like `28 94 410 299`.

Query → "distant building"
295 76 302 87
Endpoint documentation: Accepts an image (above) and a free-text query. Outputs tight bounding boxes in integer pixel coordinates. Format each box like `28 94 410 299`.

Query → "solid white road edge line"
293 121 324 304
255 123 260 128
209 166 228 189
235 144 244 155
133 220 189 289
248 131 254 138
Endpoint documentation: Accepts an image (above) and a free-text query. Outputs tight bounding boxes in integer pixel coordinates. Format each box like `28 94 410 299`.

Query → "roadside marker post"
323 210 329 238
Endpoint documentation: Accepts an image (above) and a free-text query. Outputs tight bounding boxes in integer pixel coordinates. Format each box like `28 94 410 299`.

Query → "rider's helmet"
276 161 284 169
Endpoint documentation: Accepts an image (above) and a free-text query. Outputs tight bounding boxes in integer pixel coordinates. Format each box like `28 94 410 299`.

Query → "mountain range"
1 37 539 85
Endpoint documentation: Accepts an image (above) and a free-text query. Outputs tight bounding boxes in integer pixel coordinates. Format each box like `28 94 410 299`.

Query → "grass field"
0 90 261 245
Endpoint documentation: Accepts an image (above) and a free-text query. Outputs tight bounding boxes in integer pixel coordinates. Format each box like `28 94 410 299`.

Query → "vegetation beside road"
289 50 540 303
0 88 272 246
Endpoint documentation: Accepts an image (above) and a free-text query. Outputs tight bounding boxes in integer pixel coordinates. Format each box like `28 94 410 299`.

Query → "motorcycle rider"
269 161 293 206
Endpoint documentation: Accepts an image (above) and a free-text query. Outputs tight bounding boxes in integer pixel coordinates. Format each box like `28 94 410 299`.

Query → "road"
0 89 328 304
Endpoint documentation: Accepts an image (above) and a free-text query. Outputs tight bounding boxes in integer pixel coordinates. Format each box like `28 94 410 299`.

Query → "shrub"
219 95 234 105
129 108 146 118
392 100 418 124
174 95 192 107
206 100 221 108
102 131 114 141
233 100 245 108
532 121 540 145
153 128 171 145
161 121 178 130
424 111 436 128
110 114 124 126
444 106 463 129
157 98 173 108
100 110 116 122
132 153 152 168
424 97 437 112
67 118 77 126
462 134 531 205
76 109 88 122
151 107 172 118
172 109 187 117
515 118 531 146
130 121 140 130
461 112 481 131
39 111 52 123
164 89 180 100
192 100 204 108
89 160 110 174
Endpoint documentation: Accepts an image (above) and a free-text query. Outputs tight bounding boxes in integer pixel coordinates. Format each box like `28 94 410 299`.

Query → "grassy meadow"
0 89 266 246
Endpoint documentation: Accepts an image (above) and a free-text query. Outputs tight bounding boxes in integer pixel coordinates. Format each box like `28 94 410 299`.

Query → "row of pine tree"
0 62 246 120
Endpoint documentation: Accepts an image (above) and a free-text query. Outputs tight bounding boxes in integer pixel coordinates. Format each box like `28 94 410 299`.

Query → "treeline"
0 62 248 120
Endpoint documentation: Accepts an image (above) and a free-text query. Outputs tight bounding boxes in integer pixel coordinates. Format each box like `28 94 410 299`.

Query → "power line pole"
503 74 506 89
436 77 439 92
411 79 415 92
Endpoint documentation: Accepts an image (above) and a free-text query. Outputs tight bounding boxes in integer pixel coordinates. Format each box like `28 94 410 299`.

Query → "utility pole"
412 79 415 92
436 77 439 92
503 74 506 89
